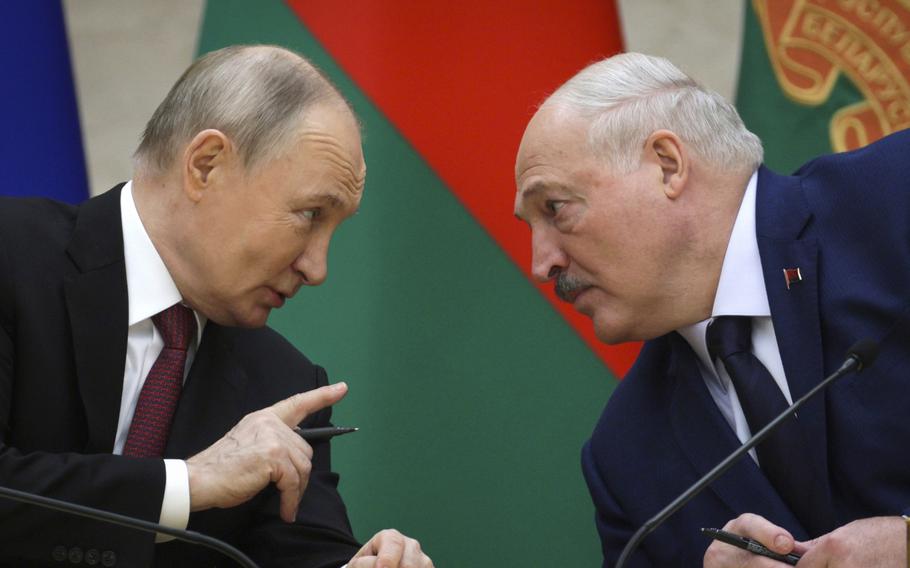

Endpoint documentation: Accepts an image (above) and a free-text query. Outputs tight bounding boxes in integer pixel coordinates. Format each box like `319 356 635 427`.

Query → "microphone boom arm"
0 483 259 568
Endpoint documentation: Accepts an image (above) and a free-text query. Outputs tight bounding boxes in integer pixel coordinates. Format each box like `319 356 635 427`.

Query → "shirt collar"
120 181 205 340
710 170 770 319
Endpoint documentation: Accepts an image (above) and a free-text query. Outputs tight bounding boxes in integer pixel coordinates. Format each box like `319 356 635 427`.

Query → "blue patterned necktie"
707 316 831 535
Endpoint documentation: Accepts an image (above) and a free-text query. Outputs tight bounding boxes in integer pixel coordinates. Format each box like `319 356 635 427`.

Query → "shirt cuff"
155 459 190 543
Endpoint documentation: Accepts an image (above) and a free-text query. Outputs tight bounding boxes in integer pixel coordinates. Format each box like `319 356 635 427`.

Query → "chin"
591 312 640 345
237 310 270 328
593 326 631 345
212 306 271 329
596 320 671 345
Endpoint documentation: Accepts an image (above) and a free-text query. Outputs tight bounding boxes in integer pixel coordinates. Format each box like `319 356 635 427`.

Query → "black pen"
701 528 801 566
294 426 359 442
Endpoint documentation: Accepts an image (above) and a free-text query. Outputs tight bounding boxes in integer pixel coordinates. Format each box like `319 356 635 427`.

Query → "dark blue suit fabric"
582 129 910 567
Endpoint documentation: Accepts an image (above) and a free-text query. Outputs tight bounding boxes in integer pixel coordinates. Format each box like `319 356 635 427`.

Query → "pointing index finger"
270 382 348 427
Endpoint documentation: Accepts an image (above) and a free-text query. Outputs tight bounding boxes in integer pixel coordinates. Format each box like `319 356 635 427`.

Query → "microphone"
614 339 879 567
0 484 259 568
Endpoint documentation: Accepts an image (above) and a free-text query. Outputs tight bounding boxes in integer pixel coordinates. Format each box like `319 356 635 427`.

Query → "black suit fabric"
0 186 360 567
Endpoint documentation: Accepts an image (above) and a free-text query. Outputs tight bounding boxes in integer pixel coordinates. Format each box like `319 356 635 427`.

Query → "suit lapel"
755 166 836 527
64 185 129 453
667 333 808 537
166 324 249 459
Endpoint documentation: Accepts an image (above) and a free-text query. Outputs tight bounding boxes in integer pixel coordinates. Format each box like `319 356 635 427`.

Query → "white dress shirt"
118 181 205 541
676 171 793 463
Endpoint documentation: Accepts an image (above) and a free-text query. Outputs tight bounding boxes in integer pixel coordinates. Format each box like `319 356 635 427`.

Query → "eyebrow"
514 181 564 221
312 192 343 208
312 191 362 217
520 179 572 200
519 182 546 200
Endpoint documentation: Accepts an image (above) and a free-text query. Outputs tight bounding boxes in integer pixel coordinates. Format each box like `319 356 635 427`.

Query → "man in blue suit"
514 52 909 567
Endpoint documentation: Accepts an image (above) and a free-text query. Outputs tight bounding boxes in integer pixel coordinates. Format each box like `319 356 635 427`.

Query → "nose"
530 228 567 283
293 241 329 286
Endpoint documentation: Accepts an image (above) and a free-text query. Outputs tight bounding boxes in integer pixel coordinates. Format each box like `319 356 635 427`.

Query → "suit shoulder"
0 198 77 314
795 129 910 183
0 197 77 243
792 130 910 237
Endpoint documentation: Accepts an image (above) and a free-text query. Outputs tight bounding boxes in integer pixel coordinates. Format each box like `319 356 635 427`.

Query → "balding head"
543 52 762 177
134 45 352 178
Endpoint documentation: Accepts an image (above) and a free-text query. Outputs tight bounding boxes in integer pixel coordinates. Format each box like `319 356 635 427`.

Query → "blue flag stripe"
0 1 88 203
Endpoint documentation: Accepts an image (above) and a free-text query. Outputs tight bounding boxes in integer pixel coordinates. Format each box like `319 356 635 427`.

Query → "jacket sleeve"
582 439 654 568
0 436 166 567
0 214 166 568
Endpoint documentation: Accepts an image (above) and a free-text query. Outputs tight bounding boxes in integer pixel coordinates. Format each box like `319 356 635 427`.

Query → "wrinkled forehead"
298 104 367 194
301 102 363 150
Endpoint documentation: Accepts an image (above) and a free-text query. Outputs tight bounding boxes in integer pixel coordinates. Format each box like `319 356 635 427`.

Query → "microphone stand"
0 484 259 568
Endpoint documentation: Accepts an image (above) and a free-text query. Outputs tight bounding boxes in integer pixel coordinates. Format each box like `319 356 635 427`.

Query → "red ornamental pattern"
122 304 196 458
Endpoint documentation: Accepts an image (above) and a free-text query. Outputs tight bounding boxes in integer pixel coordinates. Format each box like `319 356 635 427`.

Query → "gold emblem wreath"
754 0 910 151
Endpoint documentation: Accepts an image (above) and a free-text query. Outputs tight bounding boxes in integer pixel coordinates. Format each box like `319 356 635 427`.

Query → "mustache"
555 273 590 302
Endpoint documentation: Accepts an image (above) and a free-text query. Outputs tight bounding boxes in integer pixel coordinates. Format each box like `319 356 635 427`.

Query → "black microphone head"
848 339 879 371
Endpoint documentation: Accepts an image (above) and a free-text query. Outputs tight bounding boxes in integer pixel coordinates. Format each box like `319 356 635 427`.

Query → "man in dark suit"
0 45 432 568
514 52 909 567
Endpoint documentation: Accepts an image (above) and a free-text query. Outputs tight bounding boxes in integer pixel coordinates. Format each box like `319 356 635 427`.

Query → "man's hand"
703 513 798 567
794 516 906 567
348 529 434 568
704 513 908 567
186 382 348 522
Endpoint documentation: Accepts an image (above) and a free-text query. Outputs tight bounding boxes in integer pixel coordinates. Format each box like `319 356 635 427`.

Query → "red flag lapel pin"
783 268 802 290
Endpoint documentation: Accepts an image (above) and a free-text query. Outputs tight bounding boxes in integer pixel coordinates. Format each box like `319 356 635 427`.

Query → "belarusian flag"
738 0 910 172
199 1 623 565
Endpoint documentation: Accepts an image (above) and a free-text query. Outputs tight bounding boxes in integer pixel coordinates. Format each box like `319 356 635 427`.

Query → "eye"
300 209 321 221
545 200 565 215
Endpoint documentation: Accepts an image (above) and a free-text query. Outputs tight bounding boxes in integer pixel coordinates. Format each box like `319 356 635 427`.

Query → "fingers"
186 393 324 517
792 537 819 556
373 530 405 567
704 541 793 568
351 530 433 568
270 382 348 427
271 433 314 522
724 513 795 554
402 537 432 567
794 517 906 568
704 514 797 568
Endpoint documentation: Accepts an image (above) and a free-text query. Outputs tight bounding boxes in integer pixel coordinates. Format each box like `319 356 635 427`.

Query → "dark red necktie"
123 303 196 458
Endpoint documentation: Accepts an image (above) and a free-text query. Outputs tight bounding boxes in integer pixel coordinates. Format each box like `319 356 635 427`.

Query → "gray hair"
544 52 763 174
134 45 349 176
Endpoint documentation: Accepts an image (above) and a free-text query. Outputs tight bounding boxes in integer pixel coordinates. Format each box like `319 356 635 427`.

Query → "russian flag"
0 1 88 203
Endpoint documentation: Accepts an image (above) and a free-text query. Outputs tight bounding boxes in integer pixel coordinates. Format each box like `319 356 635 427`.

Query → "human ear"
182 129 231 202
644 130 687 199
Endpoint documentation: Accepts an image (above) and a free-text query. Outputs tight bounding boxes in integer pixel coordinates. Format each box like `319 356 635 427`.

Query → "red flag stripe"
289 1 639 375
